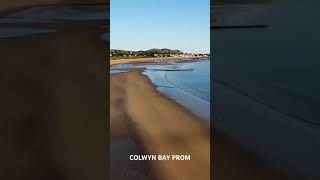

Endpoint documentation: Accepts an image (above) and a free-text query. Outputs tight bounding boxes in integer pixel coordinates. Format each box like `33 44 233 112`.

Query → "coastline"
110 56 209 66
110 67 291 179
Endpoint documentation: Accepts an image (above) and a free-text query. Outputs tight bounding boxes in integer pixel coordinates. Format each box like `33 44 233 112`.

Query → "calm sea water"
165 60 210 102
144 60 210 121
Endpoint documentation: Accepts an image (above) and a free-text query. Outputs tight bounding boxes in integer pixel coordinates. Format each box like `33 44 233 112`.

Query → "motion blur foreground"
212 0 320 179
0 1 109 179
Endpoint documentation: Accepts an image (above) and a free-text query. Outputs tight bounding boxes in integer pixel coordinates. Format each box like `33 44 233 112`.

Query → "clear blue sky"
110 0 210 54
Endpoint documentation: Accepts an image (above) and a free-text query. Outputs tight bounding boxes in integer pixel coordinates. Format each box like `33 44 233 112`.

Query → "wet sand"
111 70 292 180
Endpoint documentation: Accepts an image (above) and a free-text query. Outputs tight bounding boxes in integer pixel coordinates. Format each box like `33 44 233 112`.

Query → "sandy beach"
110 71 210 180
110 56 208 66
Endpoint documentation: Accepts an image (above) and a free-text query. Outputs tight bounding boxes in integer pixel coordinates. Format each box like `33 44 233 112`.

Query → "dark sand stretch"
0 3 108 180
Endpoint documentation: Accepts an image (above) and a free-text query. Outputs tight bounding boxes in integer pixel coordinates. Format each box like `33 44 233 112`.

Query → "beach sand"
110 71 210 180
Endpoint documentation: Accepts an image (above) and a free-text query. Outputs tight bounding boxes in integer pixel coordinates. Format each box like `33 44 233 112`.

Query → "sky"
110 0 210 54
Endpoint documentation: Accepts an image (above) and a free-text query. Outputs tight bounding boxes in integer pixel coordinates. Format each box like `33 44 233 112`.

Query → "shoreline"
111 59 211 121
110 56 209 66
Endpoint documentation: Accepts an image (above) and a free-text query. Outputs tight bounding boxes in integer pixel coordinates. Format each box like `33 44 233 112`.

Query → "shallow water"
165 60 210 102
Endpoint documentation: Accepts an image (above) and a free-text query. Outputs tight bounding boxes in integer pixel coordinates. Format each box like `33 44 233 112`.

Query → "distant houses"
110 49 210 59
